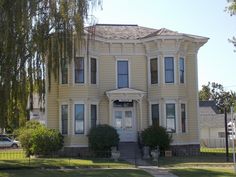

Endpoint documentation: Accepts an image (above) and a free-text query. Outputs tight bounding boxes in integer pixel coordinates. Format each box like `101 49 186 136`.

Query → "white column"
109 99 113 126
139 99 143 130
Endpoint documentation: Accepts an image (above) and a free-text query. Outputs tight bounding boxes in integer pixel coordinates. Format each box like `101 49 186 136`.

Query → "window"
151 104 159 126
61 58 68 84
150 58 158 84
74 104 84 134
166 103 176 133
165 57 174 83
91 105 97 128
91 58 97 84
74 57 84 83
181 104 186 133
218 132 225 138
117 61 129 88
179 58 184 83
61 105 68 135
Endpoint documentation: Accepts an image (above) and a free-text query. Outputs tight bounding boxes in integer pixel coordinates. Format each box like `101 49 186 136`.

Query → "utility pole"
225 107 229 162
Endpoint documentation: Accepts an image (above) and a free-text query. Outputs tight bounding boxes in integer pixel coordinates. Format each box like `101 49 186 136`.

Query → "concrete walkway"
139 166 178 177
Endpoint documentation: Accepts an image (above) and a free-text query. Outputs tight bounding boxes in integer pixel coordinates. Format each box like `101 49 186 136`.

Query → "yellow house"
46 24 208 153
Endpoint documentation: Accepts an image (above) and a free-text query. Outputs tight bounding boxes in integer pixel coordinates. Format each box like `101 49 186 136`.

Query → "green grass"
170 167 236 177
0 169 152 177
0 149 132 169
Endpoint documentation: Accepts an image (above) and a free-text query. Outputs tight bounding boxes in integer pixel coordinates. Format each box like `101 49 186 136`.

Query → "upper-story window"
91 58 97 84
61 58 68 84
117 60 129 88
74 57 84 83
150 58 158 84
165 57 174 83
179 58 185 83
166 103 176 133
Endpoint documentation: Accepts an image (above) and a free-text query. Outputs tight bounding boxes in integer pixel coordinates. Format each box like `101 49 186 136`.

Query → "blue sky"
91 0 236 91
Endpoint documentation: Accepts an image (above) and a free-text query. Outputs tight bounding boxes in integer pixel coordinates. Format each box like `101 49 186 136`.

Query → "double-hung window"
166 103 176 133
91 104 97 128
74 104 84 134
150 58 158 84
61 104 68 135
61 58 68 84
74 57 84 83
181 103 186 133
179 58 185 83
151 104 159 126
117 61 129 88
91 58 97 84
165 57 174 83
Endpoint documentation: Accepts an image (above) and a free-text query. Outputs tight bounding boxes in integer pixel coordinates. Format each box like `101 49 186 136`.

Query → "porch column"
108 99 114 126
138 99 143 130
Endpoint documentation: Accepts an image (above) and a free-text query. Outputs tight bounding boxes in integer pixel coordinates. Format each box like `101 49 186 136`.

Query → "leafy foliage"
226 0 236 50
0 0 101 131
141 126 172 151
88 124 120 152
18 120 63 156
199 82 236 113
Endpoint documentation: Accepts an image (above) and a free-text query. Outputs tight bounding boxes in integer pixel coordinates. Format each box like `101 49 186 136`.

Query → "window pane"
165 57 174 83
118 75 128 88
61 105 68 135
91 58 97 84
115 111 122 128
74 57 84 83
151 104 159 126
181 104 186 133
61 58 68 84
150 58 158 84
91 105 97 128
74 104 84 134
118 61 128 74
166 104 176 132
179 58 184 83
125 111 132 128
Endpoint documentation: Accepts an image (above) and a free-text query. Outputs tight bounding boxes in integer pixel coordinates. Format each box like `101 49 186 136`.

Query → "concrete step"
118 142 142 159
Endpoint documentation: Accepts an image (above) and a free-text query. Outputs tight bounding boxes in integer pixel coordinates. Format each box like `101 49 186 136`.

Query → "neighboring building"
199 101 232 148
28 94 45 125
46 24 208 153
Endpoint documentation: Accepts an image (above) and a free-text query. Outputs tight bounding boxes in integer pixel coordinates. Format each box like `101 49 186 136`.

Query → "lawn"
0 169 153 177
170 167 236 177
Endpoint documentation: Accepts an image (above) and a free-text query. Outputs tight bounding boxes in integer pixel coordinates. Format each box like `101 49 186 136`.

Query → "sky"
91 0 236 91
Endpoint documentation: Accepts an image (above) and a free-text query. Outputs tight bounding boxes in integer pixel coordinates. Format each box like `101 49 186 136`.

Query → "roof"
199 101 219 114
85 24 208 41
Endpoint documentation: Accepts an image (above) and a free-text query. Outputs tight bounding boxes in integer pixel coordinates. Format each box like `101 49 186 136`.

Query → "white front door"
113 108 137 142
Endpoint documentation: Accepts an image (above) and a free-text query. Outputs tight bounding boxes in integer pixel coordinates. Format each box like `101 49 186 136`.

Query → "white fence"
200 138 235 148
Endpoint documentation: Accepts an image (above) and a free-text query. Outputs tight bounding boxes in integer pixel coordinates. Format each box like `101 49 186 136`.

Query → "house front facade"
46 24 208 152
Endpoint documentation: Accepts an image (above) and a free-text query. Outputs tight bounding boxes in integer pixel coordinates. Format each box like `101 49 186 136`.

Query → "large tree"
199 82 236 113
226 0 236 50
0 0 100 132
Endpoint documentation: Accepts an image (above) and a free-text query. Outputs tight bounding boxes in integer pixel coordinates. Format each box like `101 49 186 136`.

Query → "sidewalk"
139 166 178 177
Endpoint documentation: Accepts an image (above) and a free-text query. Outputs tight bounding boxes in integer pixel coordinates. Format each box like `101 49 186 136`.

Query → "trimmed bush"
88 124 119 153
141 125 172 151
18 120 63 156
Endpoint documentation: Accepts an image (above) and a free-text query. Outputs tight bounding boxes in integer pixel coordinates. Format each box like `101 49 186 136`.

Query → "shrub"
141 125 172 151
18 120 63 156
88 124 119 153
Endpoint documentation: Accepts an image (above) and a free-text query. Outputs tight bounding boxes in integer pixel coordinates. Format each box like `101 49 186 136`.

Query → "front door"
113 108 137 142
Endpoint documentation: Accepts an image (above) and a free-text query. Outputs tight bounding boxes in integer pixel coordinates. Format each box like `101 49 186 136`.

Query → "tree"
0 0 101 131
199 82 236 113
226 0 236 50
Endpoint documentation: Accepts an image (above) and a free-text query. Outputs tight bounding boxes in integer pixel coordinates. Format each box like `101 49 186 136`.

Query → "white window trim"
179 57 186 84
164 100 178 134
179 101 188 134
148 57 159 85
116 59 131 89
73 101 86 135
59 102 69 135
89 102 99 129
149 101 160 126
59 58 69 85
163 56 176 84
73 56 87 85
89 56 99 86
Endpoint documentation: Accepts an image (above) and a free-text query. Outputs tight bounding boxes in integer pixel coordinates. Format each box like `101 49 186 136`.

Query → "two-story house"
46 24 208 153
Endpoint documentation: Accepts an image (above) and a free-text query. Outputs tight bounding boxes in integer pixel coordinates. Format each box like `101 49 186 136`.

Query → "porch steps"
118 142 142 159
